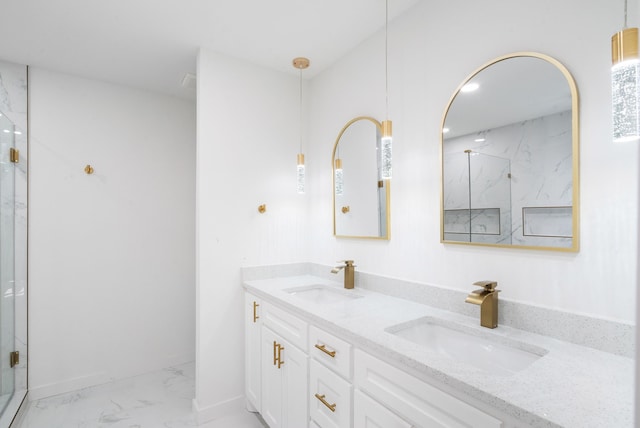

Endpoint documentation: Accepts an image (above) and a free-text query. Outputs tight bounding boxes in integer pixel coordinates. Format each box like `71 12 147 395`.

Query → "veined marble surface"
244 274 634 428
443 110 574 248
15 362 266 428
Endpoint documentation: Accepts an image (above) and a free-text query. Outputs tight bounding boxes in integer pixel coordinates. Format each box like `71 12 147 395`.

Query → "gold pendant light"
293 57 310 193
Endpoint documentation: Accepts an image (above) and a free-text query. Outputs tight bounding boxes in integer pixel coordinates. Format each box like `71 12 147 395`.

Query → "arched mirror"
332 116 390 239
441 52 579 251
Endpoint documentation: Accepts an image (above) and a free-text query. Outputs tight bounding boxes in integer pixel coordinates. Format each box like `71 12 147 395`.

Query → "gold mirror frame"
332 116 391 240
440 52 580 252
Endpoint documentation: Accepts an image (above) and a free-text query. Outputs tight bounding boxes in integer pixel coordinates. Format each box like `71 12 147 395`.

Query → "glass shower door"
0 112 16 415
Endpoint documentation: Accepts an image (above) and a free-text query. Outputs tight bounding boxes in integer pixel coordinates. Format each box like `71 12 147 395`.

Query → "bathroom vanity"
244 274 633 428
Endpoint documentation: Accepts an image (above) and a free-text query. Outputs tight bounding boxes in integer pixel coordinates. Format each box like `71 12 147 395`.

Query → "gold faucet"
465 281 500 328
331 260 356 289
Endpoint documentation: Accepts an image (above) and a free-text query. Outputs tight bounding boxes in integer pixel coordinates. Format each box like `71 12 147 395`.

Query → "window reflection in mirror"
441 53 579 251
332 117 390 239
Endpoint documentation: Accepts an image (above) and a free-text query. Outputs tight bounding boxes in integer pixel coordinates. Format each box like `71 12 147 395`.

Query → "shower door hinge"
9 148 19 163
10 351 19 367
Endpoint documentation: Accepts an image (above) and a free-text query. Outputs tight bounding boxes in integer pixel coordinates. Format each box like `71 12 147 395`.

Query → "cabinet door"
262 326 309 428
262 327 284 428
245 292 261 412
354 389 412 428
282 336 309 428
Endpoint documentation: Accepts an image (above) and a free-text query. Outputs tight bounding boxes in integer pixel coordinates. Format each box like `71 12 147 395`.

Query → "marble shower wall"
0 59 28 399
443 110 573 247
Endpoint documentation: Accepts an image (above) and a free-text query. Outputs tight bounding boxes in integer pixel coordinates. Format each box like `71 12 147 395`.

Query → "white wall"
28 68 196 398
195 49 307 422
194 0 638 421
307 0 638 323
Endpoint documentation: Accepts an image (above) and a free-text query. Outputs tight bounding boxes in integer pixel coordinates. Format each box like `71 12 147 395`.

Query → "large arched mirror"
441 52 579 251
332 116 390 239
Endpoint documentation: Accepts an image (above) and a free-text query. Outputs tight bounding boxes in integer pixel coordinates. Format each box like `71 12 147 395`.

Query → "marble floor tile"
14 362 267 428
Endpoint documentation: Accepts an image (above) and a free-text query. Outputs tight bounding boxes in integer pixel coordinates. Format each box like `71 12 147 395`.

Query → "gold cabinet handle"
314 343 336 358
277 344 285 369
253 301 259 323
273 341 285 368
273 341 278 366
314 393 336 412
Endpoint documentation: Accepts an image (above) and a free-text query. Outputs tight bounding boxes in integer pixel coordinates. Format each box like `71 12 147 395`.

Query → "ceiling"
0 0 420 100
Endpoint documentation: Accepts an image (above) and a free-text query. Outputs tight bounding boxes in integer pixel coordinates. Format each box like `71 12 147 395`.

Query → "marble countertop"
244 275 634 428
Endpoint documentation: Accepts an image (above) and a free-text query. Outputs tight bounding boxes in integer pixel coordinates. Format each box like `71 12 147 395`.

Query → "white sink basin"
285 284 363 305
386 317 547 375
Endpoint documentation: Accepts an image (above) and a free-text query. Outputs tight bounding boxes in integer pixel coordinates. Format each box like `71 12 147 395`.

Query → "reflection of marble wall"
444 110 572 248
443 152 511 244
0 59 28 408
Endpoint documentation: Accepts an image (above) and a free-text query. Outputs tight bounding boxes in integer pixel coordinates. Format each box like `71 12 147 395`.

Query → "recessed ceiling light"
14 131 22 135
461 82 480 93
474 138 485 142
442 127 450 133
3 130 10 133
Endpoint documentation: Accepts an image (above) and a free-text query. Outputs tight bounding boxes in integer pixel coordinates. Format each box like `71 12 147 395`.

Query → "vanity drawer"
354 350 502 428
354 389 412 428
309 359 352 428
309 325 352 380
261 301 308 351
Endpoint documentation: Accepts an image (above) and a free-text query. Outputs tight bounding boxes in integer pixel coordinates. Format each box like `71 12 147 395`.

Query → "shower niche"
443 151 512 244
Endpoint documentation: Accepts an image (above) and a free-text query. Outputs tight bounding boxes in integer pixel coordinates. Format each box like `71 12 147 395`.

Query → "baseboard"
192 395 245 424
28 372 111 401
28 354 195 402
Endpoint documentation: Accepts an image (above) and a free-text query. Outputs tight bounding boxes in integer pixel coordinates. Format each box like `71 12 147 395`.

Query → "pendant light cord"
299 67 303 154
624 0 628 28
385 0 389 119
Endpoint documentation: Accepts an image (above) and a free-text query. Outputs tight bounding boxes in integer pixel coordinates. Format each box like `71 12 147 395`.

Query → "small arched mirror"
441 52 579 251
332 116 390 239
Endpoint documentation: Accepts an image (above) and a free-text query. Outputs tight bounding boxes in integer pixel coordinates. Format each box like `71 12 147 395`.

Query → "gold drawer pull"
314 393 336 412
314 343 336 358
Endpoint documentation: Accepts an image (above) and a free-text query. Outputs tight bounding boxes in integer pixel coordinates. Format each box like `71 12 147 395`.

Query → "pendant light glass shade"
380 120 392 179
612 27 640 142
334 158 343 196
297 153 305 194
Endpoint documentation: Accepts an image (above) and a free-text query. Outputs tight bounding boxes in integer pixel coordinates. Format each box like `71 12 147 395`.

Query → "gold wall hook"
258 204 267 213
341 206 350 214
84 165 94 175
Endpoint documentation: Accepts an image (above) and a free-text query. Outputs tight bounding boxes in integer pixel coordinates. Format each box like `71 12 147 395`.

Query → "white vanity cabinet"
260 301 309 428
245 291 520 428
245 292 262 412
